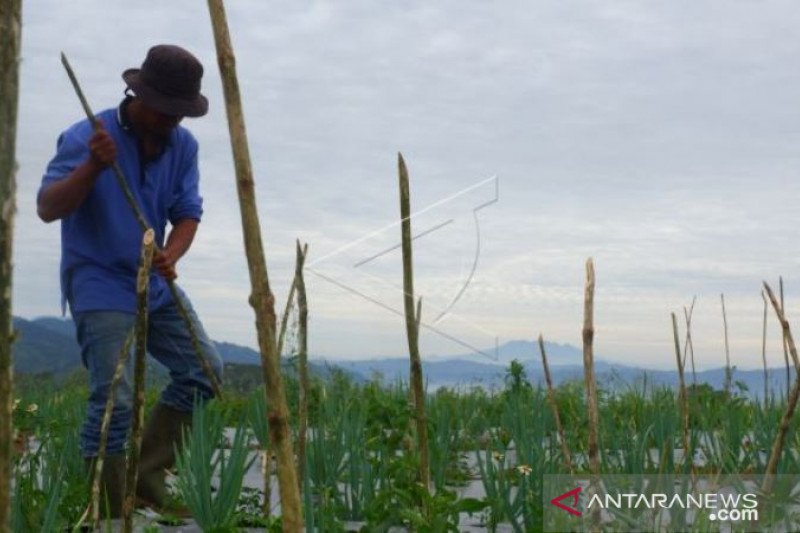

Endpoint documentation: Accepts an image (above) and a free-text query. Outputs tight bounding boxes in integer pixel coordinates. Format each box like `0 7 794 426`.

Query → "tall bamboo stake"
398 153 431 491
762 290 769 403
761 282 800 494
0 1 21 528
582 259 600 531
781 277 791 398
123 230 154 531
720 294 732 396
538 334 572 474
682 297 697 387
76 330 135 530
671 313 691 473
295 241 309 490
276 278 298 357
206 1 302 529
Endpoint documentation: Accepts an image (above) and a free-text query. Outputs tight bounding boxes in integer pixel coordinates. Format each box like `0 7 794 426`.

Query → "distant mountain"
432 339 584 366
11 316 351 383
12 317 81 375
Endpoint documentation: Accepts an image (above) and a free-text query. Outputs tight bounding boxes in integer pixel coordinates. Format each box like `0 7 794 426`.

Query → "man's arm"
152 218 199 281
37 127 117 222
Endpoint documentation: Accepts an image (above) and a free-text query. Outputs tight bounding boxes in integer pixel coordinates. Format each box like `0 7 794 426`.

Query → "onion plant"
174 400 256 532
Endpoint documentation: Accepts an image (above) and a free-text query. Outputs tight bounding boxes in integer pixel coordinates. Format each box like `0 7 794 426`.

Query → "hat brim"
122 68 208 118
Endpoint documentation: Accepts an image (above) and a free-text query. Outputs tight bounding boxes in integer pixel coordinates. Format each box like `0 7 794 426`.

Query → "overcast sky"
13 1 800 369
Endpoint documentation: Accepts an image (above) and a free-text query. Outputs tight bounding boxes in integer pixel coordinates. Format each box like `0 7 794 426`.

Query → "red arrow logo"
550 486 582 516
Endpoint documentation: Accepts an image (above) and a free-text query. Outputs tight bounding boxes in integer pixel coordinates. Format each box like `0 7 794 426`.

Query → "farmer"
37 44 223 517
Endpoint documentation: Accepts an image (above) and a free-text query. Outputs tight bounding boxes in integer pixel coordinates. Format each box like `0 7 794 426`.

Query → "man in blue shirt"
38 44 223 517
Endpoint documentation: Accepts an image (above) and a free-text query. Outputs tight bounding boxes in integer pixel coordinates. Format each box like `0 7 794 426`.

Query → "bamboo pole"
398 153 431 491
761 282 800 494
123 230 155 531
720 293 732 396
779 278 800 375
0 1 20 529
781 277 791 398
206 1 303 529
295 241 309 490
671 313 691 473
276 277 298 357
538 334 572 474
582 259 600 531
682 296 697 387
60 53 223 400
74 329 135 530
762 290 769 403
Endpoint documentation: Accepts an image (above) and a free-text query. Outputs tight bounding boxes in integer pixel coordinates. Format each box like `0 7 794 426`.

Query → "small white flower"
492 451 505 463
25 403 38 414
517 464 532 476
12 399 20 410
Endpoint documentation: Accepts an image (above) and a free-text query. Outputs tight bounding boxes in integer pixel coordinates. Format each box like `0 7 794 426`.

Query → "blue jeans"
74 286 223 457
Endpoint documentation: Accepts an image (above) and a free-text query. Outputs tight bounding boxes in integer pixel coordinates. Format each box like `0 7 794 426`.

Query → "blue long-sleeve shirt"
39 99 204 314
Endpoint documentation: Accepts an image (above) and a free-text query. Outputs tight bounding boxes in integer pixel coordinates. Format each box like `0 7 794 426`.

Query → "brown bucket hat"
122 44 208 118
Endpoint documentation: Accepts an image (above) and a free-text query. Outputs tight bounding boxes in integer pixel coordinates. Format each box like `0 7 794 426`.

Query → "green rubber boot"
85 454 127 519
135 403 193 512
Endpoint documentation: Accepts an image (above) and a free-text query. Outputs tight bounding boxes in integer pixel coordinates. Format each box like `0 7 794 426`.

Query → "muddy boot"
85 454 127 519
136 403 193 512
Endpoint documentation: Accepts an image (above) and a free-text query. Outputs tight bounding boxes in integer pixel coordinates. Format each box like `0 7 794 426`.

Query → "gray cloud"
13 0 800 370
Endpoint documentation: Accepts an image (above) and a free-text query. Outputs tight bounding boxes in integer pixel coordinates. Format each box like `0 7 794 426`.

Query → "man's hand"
88 126 117 169
153 248 178 281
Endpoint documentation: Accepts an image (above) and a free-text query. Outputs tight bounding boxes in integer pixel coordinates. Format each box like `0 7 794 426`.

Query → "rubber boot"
136 403 193 512
85 454 127 519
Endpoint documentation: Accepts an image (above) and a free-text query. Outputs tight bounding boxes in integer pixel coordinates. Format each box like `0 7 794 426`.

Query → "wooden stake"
0 1 20 528
720 293 732 397
539 334 572 474
672 313 691 473
582 259 600 531
78 329 135 529
398 153 431 491
682 296 697 387
295 241 309 490
123 229 154 531
761 282 800 494
762 290 769 403
206 1 302 529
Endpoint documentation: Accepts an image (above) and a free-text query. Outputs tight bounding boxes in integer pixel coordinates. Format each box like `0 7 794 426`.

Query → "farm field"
11 363 800 532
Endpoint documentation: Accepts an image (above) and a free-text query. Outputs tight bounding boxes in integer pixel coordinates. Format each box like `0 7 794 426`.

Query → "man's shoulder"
173 124 199 150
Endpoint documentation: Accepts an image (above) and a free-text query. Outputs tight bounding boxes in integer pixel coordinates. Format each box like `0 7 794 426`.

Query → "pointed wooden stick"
398 153 431 492
207 1 302 528
80 329 135 530
780 277 791 398
762 290 769 403
682 296 697 387
720 294 732 396
582 259 600 531
123 229 155 532
672 313 691 474
539 334 572 474
761 282 800 494
0 1 21 528
295 241 309 490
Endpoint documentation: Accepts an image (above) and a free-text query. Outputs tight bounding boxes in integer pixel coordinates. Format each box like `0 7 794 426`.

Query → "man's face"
139 102 184 138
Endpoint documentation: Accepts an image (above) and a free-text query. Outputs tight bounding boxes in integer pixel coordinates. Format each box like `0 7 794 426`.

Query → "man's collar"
116 95 175 150
116 95 134 132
